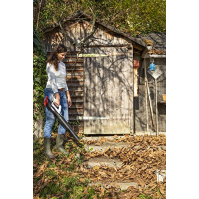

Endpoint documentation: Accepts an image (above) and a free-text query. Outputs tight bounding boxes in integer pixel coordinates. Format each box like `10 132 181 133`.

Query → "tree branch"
36 0 43 30
59 21 78 46
78 14 96 50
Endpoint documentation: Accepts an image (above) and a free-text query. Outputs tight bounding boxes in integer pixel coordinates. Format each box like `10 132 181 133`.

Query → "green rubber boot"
44 138 55 159
56 134 69 155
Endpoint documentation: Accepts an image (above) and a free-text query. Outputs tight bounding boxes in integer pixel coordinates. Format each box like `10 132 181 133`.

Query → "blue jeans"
44 88 69 138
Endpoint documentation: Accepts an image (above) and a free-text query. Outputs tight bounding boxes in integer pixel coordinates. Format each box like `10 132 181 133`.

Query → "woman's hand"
54 93 60 107
66 90 72 107
67 96 72 107
53 98 60 107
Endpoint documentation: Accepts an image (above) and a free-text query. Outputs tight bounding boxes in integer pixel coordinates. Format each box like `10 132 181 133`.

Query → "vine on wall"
33 28 47 136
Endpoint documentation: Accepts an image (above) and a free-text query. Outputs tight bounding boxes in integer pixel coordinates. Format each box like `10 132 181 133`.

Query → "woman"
44 44 72 158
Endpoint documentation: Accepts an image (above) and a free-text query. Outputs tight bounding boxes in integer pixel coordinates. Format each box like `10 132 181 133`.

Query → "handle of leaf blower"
51 95 61 114
51 101 61 114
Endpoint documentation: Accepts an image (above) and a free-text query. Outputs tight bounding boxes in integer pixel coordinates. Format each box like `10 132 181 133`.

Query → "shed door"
83 46 134 134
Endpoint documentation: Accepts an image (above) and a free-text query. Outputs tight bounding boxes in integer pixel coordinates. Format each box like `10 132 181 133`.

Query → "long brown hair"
47 44 67 71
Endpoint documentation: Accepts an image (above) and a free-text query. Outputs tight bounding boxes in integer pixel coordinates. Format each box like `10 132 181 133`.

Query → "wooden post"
129 44 134 135
155 79 159 136
146 78 156 130
144 58 149 132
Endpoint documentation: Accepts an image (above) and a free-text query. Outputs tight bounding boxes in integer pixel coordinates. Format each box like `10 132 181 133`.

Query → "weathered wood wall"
83 46 133 134
43 20 131 52
64 52 85 133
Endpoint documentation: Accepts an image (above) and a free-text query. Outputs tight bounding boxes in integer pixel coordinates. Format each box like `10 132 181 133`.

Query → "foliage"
33 27 46 56
137 194 152 199
79 0 166 35
33 0 166 36
33 27 47 129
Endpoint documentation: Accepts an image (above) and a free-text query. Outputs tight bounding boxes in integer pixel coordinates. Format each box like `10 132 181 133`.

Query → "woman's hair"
47 44 67 71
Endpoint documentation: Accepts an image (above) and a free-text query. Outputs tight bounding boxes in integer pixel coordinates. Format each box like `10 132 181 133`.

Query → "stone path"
82 135 166 190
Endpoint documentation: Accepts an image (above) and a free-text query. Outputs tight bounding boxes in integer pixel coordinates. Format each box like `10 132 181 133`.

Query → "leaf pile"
81 135 166 198
84 134 165 146
90 181 166 199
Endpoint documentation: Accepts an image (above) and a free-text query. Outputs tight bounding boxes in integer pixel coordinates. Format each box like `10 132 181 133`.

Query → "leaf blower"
44 96 80 143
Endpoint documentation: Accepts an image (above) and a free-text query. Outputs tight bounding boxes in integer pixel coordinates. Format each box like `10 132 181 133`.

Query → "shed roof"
43 10 147 51
137 33 166 55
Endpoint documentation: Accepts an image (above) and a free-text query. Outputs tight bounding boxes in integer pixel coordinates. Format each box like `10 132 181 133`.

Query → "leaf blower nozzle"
44 96 80 142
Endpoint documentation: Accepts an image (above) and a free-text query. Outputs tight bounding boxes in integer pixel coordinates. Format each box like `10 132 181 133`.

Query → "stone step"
84 157 123 168
84 142 166 152
84 141 130 152
82 133 166 142
88 170 166 190
88 170 165 190
89 182 138 190
84 157 166 181
82 136 126 141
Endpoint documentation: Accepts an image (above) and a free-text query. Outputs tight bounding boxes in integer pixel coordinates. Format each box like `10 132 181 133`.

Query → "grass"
33 134 96 199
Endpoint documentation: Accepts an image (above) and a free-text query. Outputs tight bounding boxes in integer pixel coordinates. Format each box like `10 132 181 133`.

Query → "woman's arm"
47 63 60 106
66 90 72 107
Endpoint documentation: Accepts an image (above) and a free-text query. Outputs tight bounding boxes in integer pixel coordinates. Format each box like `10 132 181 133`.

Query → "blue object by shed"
149 63 156 71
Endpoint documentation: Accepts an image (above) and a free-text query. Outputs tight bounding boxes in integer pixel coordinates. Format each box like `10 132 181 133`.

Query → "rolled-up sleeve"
46 63 58 93
64 82 68 91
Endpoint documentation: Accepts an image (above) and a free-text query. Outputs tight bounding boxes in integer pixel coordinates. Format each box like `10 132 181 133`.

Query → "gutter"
148 54 166 58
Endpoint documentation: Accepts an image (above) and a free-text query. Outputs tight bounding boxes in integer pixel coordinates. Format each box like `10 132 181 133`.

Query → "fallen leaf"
93 194 98 199
94 166 99 170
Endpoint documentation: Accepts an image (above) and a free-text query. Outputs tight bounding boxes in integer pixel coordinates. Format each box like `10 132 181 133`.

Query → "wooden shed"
42 11 150 135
